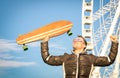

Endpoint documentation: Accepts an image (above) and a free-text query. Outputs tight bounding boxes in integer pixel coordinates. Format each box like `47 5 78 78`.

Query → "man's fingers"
110 35 117 42
42 36 49 42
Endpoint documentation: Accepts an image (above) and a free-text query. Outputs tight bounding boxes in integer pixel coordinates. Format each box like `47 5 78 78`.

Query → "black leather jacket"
41 41 118 78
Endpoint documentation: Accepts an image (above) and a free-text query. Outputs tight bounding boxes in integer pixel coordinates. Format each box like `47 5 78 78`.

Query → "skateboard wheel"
22 44 28 51
67 30 72 36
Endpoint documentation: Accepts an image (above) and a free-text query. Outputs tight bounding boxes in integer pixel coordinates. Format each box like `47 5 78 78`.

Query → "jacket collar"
72 51 87 55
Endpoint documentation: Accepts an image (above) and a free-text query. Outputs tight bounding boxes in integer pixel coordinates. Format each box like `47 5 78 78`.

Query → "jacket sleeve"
41 41 64 66
94 41 119 66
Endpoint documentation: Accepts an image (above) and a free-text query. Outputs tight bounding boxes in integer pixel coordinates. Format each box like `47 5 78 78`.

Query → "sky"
0 0 111 78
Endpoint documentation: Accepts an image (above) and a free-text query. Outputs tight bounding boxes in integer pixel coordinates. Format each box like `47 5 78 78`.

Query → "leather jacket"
41 41 118 78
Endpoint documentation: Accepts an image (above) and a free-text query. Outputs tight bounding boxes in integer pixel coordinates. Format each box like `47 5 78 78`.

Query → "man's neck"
74 49 84 54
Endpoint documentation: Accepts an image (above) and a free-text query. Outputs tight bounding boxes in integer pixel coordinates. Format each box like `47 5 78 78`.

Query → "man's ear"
83 44 86 50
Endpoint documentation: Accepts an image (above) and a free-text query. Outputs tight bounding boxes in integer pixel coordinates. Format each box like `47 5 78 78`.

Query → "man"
41 35 118 78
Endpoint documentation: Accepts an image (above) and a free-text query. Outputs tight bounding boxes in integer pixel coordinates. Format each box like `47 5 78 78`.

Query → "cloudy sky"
0 0 110 78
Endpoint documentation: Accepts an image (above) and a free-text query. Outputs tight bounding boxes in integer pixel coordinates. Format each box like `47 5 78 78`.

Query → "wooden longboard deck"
16 20 73 45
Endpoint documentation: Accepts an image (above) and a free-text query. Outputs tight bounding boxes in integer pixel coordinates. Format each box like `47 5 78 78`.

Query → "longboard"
16 20 73 50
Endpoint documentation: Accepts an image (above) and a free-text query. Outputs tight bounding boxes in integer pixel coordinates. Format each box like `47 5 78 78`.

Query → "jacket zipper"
76 54 79 78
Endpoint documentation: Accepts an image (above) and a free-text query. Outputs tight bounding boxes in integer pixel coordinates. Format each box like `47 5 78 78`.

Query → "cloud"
0 38 67 68
0 54 14 59
0 38 67 53
0 39 40 52
0 39 21 52
0 53 36 68
0 53 24 60
48 42 69 55
0 39 38 68
29 42 40 47
0 60 36 68
49 42 67 51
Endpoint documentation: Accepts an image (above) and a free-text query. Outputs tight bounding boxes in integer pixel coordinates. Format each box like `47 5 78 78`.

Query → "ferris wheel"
82 0 120 78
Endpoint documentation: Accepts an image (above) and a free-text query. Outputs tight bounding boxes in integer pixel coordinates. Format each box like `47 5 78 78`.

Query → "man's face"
73 37 86 50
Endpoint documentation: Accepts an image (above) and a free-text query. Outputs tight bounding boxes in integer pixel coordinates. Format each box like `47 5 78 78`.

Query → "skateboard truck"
67 30 72 36
22 44 28 51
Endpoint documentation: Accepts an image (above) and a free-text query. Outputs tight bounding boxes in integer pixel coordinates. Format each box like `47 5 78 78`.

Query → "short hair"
77 35 87 49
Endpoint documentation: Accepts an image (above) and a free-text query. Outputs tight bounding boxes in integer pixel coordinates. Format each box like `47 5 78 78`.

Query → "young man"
41 35 118 78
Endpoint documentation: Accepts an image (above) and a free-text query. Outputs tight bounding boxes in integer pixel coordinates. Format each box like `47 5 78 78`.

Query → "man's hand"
110 35 118 43
42 36 49 42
